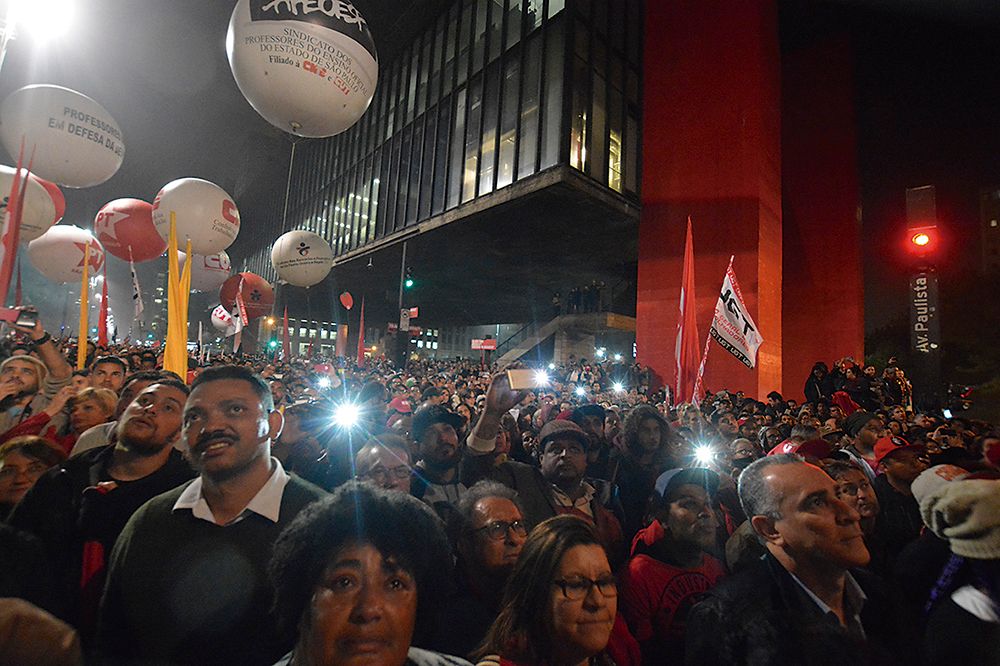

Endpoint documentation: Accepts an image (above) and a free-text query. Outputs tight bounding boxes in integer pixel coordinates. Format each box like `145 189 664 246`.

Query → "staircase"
495 312 636 365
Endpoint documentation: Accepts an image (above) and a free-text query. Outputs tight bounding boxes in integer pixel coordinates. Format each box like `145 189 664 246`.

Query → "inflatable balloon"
152 178 240 255
339 292 353 310
219 272 274 320
94 198 167 263
0 166 57 242
180 251 232 293
211 304 238 335
0 84 124 187
226 0 378 137
28 174 65 225
270 230 333 287
27 225 105 284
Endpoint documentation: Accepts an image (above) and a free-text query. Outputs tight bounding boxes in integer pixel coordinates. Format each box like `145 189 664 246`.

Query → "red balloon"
28 174 64 225
219 272 274 320
339 291 353 310
94 198 167 263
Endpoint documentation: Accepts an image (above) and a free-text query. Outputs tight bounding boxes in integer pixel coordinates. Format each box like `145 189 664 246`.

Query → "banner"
675 217 701 404
129 247 144 322
708 258 763 369
164 214 193 379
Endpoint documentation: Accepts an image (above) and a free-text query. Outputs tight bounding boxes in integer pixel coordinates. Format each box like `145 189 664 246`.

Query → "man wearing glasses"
428 480 528 660
354 434 412 494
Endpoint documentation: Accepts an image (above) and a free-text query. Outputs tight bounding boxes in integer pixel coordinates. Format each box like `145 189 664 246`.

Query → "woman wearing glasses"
476 515 639 666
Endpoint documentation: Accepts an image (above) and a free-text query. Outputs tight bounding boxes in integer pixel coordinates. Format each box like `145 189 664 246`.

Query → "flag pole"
77 242 91 370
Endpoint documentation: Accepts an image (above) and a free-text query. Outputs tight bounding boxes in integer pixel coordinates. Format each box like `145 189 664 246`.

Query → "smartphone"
0 307 38 328
507 368 542 390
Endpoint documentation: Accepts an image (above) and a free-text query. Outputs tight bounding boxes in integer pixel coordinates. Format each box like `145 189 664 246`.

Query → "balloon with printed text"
94 198 167 263
0 85 125 188
27 225 105 284
180 251 232 293
271 229 333 287
152 178 240 255
0 166 57 242
226 0 378 137
219 271 274 320
211 304 238 335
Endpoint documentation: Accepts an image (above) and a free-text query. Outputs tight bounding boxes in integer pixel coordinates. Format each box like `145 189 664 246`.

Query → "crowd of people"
1 305 998 665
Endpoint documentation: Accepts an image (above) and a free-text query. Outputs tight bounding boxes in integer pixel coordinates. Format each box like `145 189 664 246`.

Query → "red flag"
355 297 366 367
97 266 109 347
0 140 28 305
674 217 702 405
282 306 291 360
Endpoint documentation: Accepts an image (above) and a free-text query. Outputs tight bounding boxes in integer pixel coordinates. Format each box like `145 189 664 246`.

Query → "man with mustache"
0 309 73 435
97 366 326 666
686 455 901 665
9 379 193 634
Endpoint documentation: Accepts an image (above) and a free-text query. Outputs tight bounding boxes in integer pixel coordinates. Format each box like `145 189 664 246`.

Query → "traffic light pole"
905 186 942 411
394 241 409 367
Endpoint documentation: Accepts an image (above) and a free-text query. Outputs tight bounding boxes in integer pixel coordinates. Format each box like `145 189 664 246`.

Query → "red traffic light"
907 225 938 256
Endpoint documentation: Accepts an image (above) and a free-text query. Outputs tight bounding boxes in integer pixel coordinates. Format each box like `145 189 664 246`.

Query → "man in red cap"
872 435 928 562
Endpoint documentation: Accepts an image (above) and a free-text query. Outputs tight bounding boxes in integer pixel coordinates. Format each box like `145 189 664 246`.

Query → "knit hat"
919 480 1000 560
911 464 967 508
844 410 876 437
538 420 590 449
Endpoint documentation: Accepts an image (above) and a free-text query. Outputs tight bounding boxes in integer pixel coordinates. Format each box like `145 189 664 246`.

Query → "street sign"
408 307 419 318
472 338 497 351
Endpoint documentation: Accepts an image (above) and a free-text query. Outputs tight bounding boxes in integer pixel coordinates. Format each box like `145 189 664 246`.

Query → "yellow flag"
77 242 91 370
163 213 193 380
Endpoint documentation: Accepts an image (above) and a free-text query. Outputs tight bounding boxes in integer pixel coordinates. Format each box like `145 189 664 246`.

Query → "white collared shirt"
172 458 290 526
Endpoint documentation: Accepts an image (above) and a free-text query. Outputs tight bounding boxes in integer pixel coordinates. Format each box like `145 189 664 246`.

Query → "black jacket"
685 553 902 666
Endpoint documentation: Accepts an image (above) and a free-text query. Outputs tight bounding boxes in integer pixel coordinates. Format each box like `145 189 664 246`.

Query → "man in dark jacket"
685 454 901 665
804 362 834 404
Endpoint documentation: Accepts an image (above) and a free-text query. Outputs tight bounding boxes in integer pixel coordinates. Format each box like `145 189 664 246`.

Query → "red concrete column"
781 35 864 400
636 0 783 398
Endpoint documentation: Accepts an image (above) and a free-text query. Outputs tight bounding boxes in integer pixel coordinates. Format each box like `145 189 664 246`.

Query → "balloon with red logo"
152 178 240 255
270 230 333 287
94 198 167 263
219 272 273 320
0 166 57 242
27 225 105 284
226 0 378 138
179 250 231 293
210 304 238 335
0 84 125 188
28 174 65 226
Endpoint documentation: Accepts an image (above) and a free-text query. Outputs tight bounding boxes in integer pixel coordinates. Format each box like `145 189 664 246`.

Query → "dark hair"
72 369 90 378
821 459 865 481
91 355 127 373
766 391 783 402
358 381 387 404
121 370 181 396
0 435 66 468
191 365 273 411
479 515 607 663
268 482 452 640
148 377 191 397
622 404 672 456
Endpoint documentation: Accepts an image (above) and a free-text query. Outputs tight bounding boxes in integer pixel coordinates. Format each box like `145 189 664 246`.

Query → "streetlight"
1 0 75 72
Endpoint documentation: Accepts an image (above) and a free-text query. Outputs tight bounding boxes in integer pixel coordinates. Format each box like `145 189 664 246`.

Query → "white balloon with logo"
211 304 238 335
27 225 105 284
0 85 124 188
152 178 240 255
0 166 57 242
180 250 232 293
270 230 333 287
226 0 378 137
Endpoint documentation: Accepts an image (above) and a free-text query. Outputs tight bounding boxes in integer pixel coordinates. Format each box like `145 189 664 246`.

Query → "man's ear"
267 409 285 442
750 515 783 546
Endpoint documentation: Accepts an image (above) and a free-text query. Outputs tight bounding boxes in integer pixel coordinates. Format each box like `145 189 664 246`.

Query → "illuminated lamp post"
905 186 942 410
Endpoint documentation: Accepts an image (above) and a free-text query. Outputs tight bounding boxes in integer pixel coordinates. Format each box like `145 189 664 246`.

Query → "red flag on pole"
282 306 291 360
355 296 366 367
0 139 28 305
97 265 109 347
674 217 702 405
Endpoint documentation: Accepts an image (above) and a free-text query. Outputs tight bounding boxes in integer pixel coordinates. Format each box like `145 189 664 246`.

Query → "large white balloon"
0 85 124 188
211 304 238 335
270 230 333 287
152 178 240 255
27 225 106 284
0 166 57 242
180 250 232 293
226 0 378 138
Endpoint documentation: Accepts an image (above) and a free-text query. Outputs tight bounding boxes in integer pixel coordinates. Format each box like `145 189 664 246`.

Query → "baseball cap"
388 396 412 414
767 438 833 461
654 467 720 500
538 420 590 449
411 405 465 441
873 435 924 467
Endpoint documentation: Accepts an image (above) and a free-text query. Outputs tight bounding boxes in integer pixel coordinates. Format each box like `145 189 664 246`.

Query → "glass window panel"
458 0 474 86
609 0 625 52
407 45 419 123
473 0 487 74
526 0 543 33
418 35 432 116
627 0 641 64
479 62 500 196
594 0 607 34
407 119 423 225
547 0 565 18
420 112 436 220
496 56 520 190
590 72 607 182
518 35 541 178
541 21 564 170
570 58 588 172
397 127 412 226
488 0 502 63
433 100 451 214
505 0 522 49
431 15 445 102
464 76 483 202
625 113 638 194
449 89 467 209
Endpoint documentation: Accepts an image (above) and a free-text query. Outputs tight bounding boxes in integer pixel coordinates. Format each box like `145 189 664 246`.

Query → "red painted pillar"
781 35 864 400
637 0 783 398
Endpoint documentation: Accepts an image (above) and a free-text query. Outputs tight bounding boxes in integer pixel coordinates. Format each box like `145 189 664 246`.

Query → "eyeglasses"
363 466 411 483
473 519 528 541
0 462 48 482
835 480 871 498
553 575 618 601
